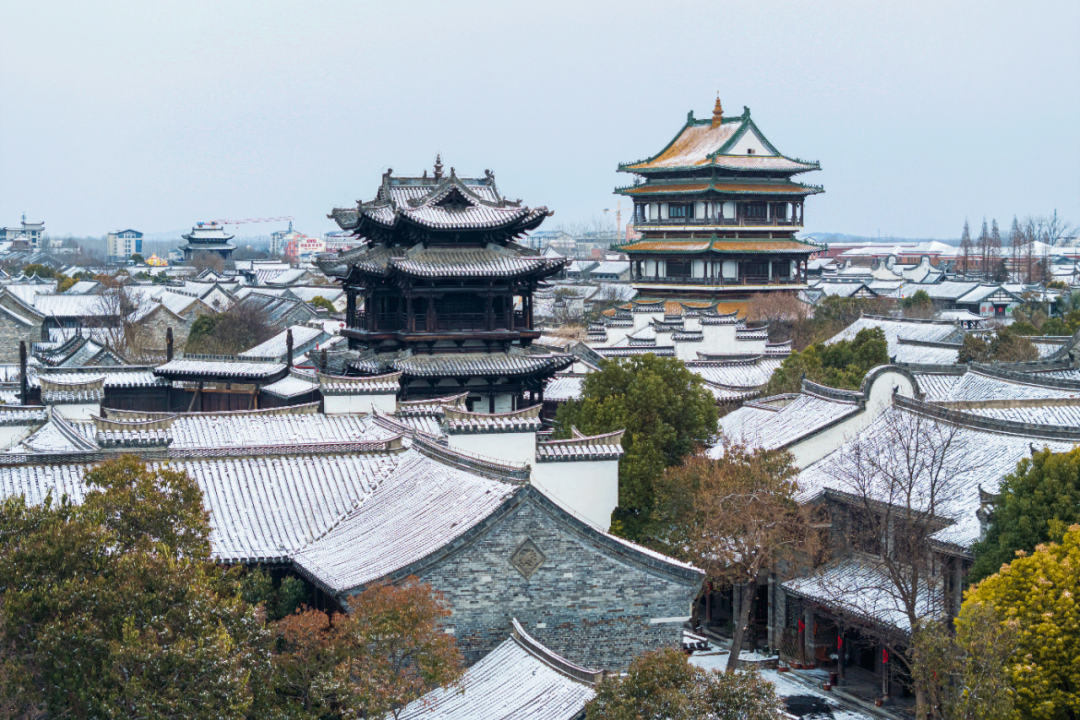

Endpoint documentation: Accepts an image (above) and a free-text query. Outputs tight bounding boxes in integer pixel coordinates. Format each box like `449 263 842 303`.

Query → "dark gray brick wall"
412 494 701 670
0 313 41 363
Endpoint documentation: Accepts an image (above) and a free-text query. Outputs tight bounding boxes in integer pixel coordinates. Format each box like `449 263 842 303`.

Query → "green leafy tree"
238 566 309 621
21 263 56 279
585 647 781 720
0 455 264 718
554 355 718 540
766 327 888 394
55 276 76 292
964 525 1080 720
970 446 1080 583
957 327 1039 364
309 295 336 313
909 603 1018 720
129 253 145 264
901 289 934 318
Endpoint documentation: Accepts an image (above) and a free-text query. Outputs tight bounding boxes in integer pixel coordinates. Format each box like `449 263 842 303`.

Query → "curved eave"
617 156 821 175
614 182 825 198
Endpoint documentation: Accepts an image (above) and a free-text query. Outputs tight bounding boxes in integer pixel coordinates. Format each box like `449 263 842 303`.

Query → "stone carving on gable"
509 538 546 580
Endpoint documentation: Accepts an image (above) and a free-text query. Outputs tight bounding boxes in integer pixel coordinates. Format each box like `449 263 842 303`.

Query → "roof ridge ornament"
711 94 723 128
433 154 443 180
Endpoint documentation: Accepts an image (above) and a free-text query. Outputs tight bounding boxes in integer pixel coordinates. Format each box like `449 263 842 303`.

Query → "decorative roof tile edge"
800 379 864 406
511 618 605 685
102 401 323 421
967 362 1080 391
91 413 177 432
894 394 1080 441
0 436 407 467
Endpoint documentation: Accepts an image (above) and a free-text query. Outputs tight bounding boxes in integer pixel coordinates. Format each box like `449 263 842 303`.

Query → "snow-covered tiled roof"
0 405 47 426
912 372 964 401
827 316 964 359
442 404 543 434
396 623 598 720
942 369 1080 403
154 359 287 380
29 368 161 389
715 390 862 453
260 370 318 399
892 339 961 365
536 429 624 462
317 370 401 395
797 404 1078 552
783 554 942 634
394 351 572 378
544 375 585 403
962 404 1080 427
292 453 518 592
686 358 784 389
239 325 329 359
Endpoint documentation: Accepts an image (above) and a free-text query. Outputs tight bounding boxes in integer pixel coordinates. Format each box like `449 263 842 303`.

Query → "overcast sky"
1 0 1077 240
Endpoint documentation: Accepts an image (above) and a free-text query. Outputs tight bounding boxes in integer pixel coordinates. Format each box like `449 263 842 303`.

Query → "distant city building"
616 95 823 298
0 215 45 247
106 229 143 262
180 222 236 262
270 221 297 256
525 230 575 256
284 232 325 262
324 230 360 254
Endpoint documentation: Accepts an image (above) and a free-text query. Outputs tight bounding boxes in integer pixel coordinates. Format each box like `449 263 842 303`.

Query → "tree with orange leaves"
257 578 464 719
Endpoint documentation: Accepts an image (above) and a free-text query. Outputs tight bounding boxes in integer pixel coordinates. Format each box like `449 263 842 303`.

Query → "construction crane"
201 216 293 227
603 200 624 244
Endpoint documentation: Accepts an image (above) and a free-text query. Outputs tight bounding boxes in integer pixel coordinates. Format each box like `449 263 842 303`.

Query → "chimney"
166 327 174 362
711 94 724 128
19 341 27 405
286 328 294 368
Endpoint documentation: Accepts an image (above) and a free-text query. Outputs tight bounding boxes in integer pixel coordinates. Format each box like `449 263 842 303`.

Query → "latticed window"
665 259 691 277
744 203 767 218
668 203 692 219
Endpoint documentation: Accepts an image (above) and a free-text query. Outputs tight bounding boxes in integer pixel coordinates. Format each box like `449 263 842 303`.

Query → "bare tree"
746 292 808 343
817 409 974 719
87 284 144 357
673 448 821 674
1008 216 1022 282
190 251 225 275
1021 216 1039 283
1039 209 1076 248
976 218 990 279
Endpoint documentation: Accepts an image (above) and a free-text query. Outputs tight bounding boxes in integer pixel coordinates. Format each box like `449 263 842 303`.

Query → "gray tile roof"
716 391 862 452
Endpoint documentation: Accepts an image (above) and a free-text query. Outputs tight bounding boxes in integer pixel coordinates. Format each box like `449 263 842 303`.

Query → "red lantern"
882 648 889 664
798 619 805 633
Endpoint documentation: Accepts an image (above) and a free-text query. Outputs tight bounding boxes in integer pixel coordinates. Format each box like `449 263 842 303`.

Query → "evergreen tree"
554 355 718 540
959 219 973 276
978 218 990 278
1009 216 1022 282
965 525 1080 720
970 446 1080 583
765 327 889 394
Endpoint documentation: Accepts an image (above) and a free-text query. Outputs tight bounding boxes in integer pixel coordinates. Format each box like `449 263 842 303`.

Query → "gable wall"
410 494 700 670
0 296 44 362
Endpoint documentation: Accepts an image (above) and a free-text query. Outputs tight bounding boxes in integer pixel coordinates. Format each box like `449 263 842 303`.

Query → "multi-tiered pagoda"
615 96 823 298
317 159 571 412
180 222 236 261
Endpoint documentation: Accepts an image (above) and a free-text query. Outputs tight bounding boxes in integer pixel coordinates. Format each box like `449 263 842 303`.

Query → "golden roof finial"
711 93 724 128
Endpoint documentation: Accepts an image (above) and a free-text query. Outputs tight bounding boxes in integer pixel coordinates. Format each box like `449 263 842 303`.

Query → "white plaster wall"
493 394 514 413
645 259 657 277
674 340 700 362
323 393 397 416
700 323 736 355
53 403 100 421
723 201 736 218
449 431 536 466
722 260 739 279
531 459 619 531
692 260 705 279
632 311 656 332
0 425 32 451
654 330 674 347
648 203 657 220
787 370 915 469
660 202 669 219
695 201 705 218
